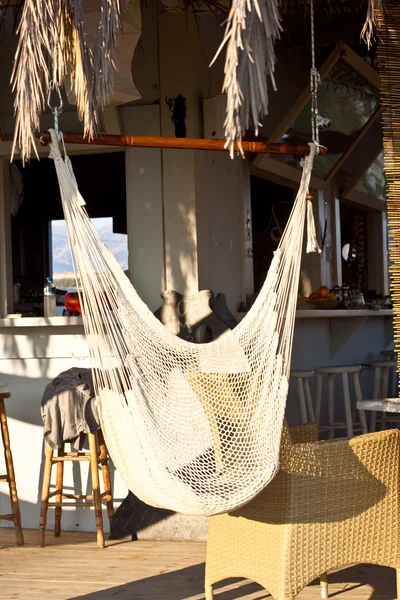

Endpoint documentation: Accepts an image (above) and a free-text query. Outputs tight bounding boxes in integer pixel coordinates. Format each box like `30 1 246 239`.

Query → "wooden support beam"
38 131 326 156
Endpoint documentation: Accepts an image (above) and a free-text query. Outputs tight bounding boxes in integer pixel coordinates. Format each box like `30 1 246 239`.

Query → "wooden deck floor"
0 529 397 599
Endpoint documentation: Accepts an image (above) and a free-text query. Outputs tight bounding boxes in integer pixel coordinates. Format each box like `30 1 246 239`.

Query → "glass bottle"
44 277 56 317
341 284 350 308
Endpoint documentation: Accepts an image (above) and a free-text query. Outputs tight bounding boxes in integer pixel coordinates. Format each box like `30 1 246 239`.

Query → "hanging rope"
310 0 320 148
309 0 330 151
306 0 323 254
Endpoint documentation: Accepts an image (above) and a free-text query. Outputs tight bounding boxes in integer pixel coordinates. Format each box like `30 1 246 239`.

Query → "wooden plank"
341 44 381 90
0 529 397 599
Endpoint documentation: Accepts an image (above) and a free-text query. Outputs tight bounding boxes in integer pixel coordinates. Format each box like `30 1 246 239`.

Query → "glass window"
274 58 380 180
11 152 126 316
51 217 129 290
354 149 386 201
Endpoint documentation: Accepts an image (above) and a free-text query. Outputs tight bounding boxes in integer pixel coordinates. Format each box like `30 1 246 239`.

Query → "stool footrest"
49 491 94 500
52 455 91 462
61 451 91 457
61 494 94 501
0 474 8 481
0 513 15 521
47 501 95 508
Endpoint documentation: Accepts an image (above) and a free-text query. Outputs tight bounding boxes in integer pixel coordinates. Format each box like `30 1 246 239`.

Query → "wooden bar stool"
0 391 24 545
369 360 399 431
315 365 368 438
290 371 315 424
38 427 114 548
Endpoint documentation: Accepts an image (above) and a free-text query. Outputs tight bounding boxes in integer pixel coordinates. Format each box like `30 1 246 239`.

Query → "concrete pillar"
158 12 207 295
157 12 248 313
120 105 165 312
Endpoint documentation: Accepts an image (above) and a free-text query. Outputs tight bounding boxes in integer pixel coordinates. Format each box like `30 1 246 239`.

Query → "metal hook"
47 81 63 113
47 81 63 137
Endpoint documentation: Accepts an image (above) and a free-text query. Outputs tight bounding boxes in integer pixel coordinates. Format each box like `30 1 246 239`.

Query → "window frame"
253 42 381 186
0 143 126 318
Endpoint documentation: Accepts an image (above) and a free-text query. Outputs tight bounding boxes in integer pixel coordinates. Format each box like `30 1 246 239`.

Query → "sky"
51 217 129 274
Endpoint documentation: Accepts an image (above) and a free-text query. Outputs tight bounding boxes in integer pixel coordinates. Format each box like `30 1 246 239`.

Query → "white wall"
126 10 248 312
195 152 248 313
120 105 165 312
0 324 128 533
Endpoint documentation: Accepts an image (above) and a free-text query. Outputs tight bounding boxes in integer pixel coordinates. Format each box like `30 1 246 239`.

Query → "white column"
158 11 206 295
156 11 248 314
120 105 165 312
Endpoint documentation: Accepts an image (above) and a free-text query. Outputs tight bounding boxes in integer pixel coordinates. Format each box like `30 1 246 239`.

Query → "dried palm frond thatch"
10 0 381 161
213 0 381 153
211 0 281 157
361 0 382 47
11 0 124 163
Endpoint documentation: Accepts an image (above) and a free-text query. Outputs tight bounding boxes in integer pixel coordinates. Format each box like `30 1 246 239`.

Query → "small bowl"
306 298 340 310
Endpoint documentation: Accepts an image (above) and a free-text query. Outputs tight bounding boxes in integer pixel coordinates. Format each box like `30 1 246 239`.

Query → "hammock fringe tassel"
306 197 322 254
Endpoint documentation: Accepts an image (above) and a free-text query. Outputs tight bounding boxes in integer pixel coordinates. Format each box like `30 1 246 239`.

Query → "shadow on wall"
0 325 87 381
164 201 198 297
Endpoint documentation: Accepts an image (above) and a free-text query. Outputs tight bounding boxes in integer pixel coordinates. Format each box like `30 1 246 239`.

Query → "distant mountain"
52 219 128 273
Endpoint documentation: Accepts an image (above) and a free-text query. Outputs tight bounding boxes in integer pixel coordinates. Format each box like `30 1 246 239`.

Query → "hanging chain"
310 0 330 151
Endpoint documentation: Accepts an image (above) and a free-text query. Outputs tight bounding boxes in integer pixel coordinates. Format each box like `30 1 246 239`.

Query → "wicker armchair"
205 423 400 600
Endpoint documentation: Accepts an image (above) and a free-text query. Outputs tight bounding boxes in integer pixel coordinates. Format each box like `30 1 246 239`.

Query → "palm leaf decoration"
10 0 124 163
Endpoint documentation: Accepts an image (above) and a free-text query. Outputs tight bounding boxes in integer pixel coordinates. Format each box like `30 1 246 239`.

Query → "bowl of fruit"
306 287 340 309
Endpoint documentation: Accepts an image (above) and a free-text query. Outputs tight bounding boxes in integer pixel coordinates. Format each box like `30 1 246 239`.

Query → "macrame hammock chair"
48 129 318 516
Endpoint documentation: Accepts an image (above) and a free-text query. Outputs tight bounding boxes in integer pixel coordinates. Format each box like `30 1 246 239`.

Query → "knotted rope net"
49 129 316 515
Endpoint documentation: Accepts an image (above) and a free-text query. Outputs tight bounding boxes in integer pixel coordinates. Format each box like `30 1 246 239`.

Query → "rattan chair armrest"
283 429 400 475
279 430 400 522
227 430 400 535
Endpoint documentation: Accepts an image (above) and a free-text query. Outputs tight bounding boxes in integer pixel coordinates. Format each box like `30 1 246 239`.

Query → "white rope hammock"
48 129 318 516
